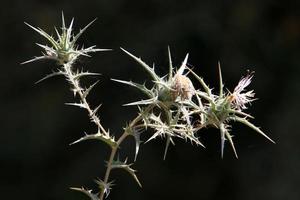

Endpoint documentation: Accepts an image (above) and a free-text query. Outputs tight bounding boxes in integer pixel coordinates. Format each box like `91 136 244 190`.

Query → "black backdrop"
1 0 300 200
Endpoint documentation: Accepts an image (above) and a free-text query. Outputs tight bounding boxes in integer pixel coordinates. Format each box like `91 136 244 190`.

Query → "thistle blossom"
114 48 203 159
187 65 274 158
230 72 255 110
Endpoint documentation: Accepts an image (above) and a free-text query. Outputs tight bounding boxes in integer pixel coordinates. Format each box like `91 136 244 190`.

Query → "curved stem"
98 133 127 200
63 62 154 199
99 105 153 200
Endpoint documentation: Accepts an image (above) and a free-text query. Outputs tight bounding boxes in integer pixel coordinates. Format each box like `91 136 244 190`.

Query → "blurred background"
1 0 299 199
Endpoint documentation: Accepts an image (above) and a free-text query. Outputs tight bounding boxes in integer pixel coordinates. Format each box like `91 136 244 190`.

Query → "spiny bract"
22 12 110 65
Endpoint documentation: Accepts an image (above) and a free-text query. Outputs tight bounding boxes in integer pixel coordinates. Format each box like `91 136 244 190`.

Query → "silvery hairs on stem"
23 12 275 200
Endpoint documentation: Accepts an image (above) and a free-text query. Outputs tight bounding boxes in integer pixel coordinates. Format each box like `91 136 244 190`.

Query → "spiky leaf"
120 48 161 82
73 72 101 80
82 81 99 99
111 158 142 187
65 102 86 109
70 132 117 147
95 179 114 199
111 79 153 98
231 116 275 143
35 70 64 84
123 97 158 106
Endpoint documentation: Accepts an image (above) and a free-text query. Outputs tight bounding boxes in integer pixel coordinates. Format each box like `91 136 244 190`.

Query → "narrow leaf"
224 129 238 158
79 45 112 54
92 104 102 116
54 26 62 41
24 22 59 50
195 91 214 104
83 81 99 99
111 79 153 98
229 109 254 119
218 61 223 97
120 48 161 82
61 11 66 30
187 67 212 97
163 135 174 160
73 72 101 80
232 117 275 143
167 46 173 82
21 55 58 65
70 132 117 147
35 71 64 84
65 102 86 109
219 123 226 159
133 128 143 161
72 18 98 45
111 158 142 188
177 53 189 76
123 97 157 106
67 18 74 43
36 43 57 54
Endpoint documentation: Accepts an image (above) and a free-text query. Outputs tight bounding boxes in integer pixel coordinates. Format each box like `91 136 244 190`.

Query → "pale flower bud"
172 74 195 100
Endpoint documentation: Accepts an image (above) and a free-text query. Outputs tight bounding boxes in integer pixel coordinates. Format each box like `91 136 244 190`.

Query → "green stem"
99 133 128 200
99 105 154 200
63 62 153 199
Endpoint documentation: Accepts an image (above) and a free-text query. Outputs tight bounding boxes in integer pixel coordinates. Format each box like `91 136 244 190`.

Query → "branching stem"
62 62 154 200
99 105 153 200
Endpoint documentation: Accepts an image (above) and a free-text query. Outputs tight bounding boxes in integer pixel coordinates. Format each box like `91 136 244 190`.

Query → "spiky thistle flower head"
189 64 275 158
171 54 195 101
113 48 202 159
115 47 195 107
22 12 110 65
228 72 255 110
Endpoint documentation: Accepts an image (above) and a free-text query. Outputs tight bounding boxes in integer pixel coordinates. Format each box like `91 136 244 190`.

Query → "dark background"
1 0 299 200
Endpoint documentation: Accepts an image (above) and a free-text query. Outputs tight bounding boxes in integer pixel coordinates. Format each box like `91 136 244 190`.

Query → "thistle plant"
24 13 275 200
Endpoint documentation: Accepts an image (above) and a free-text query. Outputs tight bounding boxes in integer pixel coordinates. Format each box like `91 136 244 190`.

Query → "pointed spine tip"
120 47 130 55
